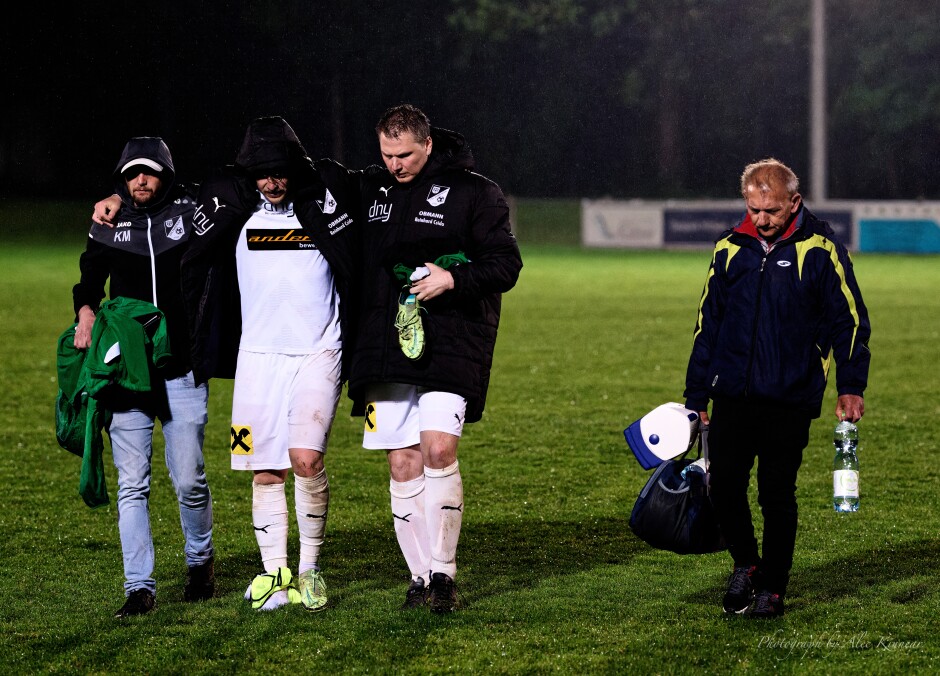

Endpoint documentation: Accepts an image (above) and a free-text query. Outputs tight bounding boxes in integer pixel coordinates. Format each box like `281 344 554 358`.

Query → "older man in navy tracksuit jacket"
684 158 870 618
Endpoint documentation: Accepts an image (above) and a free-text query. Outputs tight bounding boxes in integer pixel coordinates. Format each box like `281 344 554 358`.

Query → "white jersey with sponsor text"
235 198 342 354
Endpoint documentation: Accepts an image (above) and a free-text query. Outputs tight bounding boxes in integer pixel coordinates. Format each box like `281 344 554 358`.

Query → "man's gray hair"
740 158 800 197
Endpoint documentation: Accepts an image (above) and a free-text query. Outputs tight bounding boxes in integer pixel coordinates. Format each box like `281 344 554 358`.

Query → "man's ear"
789 192 802 213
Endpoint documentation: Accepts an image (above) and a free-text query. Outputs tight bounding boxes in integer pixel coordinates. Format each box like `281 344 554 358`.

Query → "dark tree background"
3 0 938 201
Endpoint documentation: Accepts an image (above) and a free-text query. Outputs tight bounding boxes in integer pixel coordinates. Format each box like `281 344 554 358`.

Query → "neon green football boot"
247 567 294 610
296 569 328 612
395 290 425 360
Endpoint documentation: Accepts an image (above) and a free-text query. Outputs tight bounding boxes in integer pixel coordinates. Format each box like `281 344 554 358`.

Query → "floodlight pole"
810 0 827 201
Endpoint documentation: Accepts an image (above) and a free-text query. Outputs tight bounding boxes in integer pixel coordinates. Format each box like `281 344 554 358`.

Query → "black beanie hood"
234 116 311 176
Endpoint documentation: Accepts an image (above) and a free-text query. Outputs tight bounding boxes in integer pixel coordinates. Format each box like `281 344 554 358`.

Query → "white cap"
624 402 700 469
121 158 163 174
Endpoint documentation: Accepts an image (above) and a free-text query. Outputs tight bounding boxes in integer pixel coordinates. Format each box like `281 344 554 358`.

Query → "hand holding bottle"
833 420 860 513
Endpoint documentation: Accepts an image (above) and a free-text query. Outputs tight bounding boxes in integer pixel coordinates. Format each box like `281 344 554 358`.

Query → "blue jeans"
107 372 214 595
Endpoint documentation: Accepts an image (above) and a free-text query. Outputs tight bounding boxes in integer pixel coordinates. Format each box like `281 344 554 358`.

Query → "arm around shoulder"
92 194 122 226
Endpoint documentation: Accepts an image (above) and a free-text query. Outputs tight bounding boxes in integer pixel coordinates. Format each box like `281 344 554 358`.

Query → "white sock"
252 482 289 573
257 589 293 611
295 470 329 574
424 461 463 580
390 475 431 582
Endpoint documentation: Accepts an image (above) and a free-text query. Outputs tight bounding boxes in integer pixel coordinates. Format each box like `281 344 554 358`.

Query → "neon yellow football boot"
395 290 425 360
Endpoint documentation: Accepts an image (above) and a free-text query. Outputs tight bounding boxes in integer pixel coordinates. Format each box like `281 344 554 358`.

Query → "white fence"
581 199 940 253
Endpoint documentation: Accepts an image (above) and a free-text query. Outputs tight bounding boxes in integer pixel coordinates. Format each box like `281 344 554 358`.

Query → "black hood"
113 137 176 209
234 116 315 180
426 127 474 175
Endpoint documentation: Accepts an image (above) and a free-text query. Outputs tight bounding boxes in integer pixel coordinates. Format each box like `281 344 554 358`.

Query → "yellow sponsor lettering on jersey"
247 229 311 243
231 425 254 455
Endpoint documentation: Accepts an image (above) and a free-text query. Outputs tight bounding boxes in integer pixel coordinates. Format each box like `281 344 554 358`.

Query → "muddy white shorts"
361 382 467 450
231 349 342 471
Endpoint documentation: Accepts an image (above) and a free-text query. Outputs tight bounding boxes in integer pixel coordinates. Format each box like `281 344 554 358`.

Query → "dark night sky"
4 3 488 199
3 2 939 202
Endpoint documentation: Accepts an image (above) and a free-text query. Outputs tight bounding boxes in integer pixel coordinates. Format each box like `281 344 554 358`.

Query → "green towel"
54 298 170 508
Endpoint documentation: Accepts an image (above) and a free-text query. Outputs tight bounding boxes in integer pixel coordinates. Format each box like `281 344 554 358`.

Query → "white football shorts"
231 349 342 470
362 383 467 450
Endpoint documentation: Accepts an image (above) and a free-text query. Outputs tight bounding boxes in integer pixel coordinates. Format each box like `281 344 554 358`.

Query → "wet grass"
1 241 938 673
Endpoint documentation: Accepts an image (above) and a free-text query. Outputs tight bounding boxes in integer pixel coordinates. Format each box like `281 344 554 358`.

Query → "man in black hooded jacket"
348 104 522 612
75 137 215 619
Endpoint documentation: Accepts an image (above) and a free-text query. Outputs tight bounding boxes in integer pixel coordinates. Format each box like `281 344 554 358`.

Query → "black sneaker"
184 558 215 602
115 589 155 619
722 565 757 614
401 577 429 610
428 573 458 614
745 590 785 618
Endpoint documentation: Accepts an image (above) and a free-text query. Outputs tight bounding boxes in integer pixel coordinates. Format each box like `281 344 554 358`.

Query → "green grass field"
1 233 938 673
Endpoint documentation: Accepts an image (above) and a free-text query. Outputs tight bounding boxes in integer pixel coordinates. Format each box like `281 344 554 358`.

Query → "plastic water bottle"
681 458 708 497
680 458 707 480
833 420 860 512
